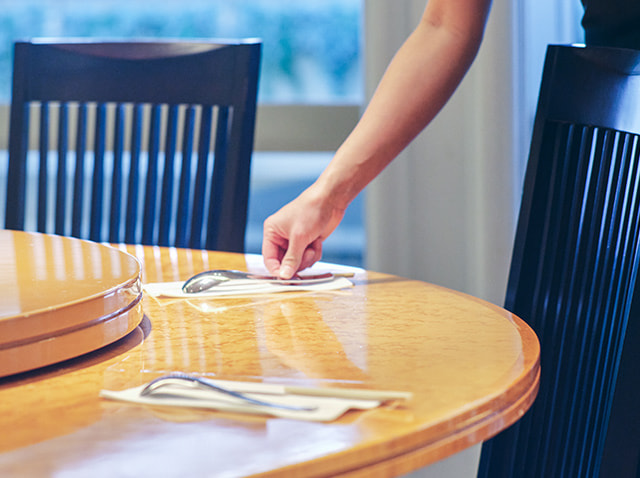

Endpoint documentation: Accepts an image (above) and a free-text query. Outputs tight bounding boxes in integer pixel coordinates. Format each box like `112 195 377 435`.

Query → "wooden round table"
0 233 539 477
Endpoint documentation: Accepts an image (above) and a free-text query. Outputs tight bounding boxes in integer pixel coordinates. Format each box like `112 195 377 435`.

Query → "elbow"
420 2 491 59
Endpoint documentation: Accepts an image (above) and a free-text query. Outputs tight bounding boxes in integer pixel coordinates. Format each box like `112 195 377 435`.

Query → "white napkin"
100 379 388 422
143 277 354 298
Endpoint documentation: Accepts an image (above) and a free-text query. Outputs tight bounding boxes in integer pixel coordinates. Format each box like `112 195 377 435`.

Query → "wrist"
313 147 373 210
311 169 355 212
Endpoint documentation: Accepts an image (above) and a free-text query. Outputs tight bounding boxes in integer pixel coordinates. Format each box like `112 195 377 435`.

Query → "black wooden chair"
5 39 261 252
478 44 640 477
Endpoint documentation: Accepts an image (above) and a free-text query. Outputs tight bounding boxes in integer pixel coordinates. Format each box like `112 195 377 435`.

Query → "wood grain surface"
0 239 539 477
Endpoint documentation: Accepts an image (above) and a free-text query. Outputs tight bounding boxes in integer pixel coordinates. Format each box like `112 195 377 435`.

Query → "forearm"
312 1 490 209
262 0 492 276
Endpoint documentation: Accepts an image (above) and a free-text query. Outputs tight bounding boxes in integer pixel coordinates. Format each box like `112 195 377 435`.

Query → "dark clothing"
581 0 640 48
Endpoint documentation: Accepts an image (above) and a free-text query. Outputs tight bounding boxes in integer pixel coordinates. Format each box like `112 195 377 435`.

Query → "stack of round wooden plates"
0 230 143 377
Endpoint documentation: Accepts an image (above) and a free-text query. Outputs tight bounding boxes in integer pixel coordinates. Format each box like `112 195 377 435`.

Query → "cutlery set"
101 372 412 422
181 269 354 293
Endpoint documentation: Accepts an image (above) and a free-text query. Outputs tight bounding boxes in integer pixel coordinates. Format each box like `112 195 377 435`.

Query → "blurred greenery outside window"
0 0 362 104
0 0 365 267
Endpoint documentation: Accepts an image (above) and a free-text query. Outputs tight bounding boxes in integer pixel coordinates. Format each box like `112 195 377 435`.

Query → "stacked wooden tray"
0 230 142 377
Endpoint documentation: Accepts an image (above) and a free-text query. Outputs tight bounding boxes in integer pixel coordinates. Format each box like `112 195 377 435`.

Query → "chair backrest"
478 44 640 478
5 39 261 252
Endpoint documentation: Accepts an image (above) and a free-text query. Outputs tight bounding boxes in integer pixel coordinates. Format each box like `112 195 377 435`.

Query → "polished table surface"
0 231 540 477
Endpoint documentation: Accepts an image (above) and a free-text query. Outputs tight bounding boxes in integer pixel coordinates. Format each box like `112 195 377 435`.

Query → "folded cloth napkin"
100 377 411 422
143 277 354 298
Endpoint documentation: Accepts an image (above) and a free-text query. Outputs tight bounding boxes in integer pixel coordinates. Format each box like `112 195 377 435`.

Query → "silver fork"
140 373 317 412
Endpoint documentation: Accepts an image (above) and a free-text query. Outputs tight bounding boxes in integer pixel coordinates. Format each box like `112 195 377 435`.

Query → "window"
0 0 365 266
0 0 362 104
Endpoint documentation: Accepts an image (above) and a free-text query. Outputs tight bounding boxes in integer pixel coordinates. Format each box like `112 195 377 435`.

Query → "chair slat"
205 106 230 250
189 105 213 249
90 103 107 241
71 103 87 238
158 104 179 246
175 105 196 248
125 103 143 244
142 104 162 245
37 101 49 233
109 103 126 243
55 103 68 235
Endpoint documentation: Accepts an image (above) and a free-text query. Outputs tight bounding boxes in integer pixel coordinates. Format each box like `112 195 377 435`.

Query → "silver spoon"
182 269 338 293
140 373 317 411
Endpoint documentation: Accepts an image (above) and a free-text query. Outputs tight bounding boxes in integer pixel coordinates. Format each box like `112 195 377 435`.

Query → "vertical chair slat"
37 101 49 232
72 103 87 237
125 103 143 244
206 106 230 250
90 103 107 242
158 104 179 247
175 105 196 248
55 103 68 235
109 103 126 243
189 105 213 249
142 104 162 245
5 45 30 232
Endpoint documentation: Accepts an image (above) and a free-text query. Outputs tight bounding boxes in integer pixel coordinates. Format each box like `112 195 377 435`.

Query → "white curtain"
363 0 582 306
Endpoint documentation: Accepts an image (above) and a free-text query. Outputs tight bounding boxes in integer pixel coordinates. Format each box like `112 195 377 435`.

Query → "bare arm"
263 0 492 278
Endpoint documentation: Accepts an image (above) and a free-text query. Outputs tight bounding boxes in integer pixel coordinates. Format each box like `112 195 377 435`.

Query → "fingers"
278 234 309 279
263 254 283 277
262 229 323 279
279 243 323 279
262 228 287 276
299 239 323 271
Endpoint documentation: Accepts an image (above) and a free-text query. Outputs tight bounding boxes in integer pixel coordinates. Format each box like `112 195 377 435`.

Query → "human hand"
262 185 346 279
